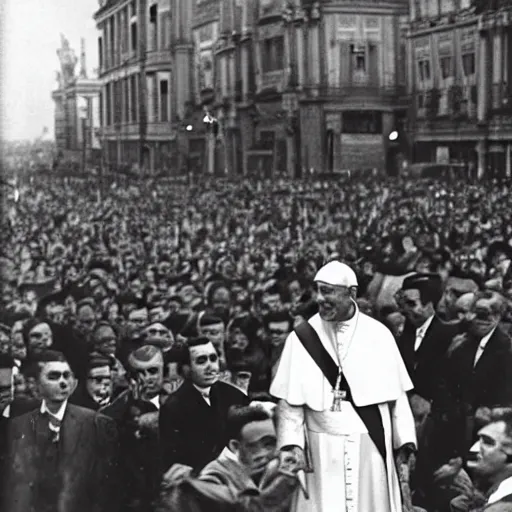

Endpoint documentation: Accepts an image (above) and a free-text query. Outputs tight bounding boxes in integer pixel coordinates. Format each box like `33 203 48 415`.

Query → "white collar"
222 446 240 464
488 475 512 504
40 399 67 421
193 383 212 397
416 315 434 336
479 326 498 351
149 395 160 410
2 404 10 418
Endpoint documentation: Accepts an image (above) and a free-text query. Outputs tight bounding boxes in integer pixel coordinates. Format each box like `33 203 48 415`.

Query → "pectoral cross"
331 388 347 412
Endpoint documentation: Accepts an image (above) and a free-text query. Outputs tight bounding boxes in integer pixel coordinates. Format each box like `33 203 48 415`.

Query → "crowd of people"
0 169 512 512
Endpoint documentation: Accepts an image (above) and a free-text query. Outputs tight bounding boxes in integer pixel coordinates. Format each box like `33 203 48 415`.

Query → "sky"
2 0 100 142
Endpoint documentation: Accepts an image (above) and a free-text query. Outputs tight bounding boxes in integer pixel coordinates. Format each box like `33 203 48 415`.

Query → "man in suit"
158 404 301 512
1 350 120 512
101 344 165 512
397 273 462 402
160 337 249 477
433 290 512 464
447 408 512 511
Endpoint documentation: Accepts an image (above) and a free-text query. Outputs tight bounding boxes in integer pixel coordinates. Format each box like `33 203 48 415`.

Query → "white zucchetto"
314 261 358 287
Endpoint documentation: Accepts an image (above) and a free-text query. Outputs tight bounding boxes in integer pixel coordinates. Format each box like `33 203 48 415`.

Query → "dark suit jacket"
159 380 249 474
1 404 120 512
101 389 162 512
433 325 512 462
397 316 462 401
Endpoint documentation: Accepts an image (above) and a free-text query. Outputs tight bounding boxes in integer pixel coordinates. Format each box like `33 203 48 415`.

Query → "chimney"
80 38 87 78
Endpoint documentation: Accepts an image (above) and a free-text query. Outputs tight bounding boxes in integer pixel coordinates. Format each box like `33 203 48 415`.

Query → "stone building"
407 0 512 178
52 36 101 166
94 0 173 172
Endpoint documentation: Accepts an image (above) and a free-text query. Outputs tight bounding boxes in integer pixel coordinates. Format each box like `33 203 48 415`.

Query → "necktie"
43 411 62 442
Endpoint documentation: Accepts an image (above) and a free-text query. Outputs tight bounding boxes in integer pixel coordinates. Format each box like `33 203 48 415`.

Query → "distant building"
94 0 174 173
407 0 512 178
209 0 410 178
52 35 101 167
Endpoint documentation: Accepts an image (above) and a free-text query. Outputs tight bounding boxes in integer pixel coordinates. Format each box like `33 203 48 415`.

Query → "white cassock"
270 308 416 512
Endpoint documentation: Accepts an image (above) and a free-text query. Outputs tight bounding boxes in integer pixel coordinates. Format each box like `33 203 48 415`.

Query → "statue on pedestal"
57 34 78 86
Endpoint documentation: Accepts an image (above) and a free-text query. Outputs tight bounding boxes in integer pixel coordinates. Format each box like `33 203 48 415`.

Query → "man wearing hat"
271 261 416 512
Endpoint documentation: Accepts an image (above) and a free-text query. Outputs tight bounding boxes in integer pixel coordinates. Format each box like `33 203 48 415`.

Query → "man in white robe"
270 261 417 512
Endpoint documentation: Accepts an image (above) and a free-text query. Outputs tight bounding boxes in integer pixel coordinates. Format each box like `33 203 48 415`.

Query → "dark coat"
397 316 462 401
0 404 120 512
101 389 162 512
157 450 296 512
159 380 249 474
69 386 103 411
432 325 512 463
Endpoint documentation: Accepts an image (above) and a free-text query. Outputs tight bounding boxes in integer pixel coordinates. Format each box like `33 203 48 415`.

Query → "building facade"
206 0 411 178
52 36 101 167
94 0 174 172
407 0 512 177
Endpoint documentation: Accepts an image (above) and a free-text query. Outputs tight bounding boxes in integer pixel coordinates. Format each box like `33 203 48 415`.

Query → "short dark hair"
263 312 294 331
401 273 443 307
226 404 273 441
34 350 69 379
488 407 512 452
175 337 214 374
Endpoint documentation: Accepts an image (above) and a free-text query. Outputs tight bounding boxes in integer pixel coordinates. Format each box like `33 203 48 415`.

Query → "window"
124 78 130 123
160 80 169 122
417 92 425 109
261 37 284 73
110 17 116 66
130 74 138 122
325 129 334 172
99 90 104 127
98 37 103 69
106 83 112 126
440 56 453 79
342 111 382 134
160 11 171 49
418 59 431 81
350 44 366 73
462 53 475 76
149 4 158 51
131 21 138 52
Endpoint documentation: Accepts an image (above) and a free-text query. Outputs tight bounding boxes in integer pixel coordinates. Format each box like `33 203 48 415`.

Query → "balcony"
145 50 172 68
302 84 408 103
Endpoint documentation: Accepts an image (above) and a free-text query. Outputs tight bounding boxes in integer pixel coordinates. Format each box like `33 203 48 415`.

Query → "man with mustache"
271 260 416 512
160 337 249 479
1 350 120 512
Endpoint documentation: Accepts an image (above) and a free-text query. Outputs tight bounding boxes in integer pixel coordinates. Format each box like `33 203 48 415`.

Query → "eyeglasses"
194 354 219 365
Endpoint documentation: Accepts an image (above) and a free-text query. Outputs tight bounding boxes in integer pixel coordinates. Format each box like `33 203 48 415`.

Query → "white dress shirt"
473 326 498 367
488 475 512 504
193 384 212 406
414 315 434 352
149 395 160 410
2 404 10 418
40 399 67 433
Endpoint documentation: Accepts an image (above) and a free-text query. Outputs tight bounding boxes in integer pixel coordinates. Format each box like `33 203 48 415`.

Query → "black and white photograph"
1 0 512 511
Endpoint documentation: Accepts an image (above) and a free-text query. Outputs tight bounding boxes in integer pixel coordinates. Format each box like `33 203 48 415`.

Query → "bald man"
271 261 416 512
101 345 165 512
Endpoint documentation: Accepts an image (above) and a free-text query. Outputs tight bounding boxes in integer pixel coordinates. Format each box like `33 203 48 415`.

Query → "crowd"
0 169 512 512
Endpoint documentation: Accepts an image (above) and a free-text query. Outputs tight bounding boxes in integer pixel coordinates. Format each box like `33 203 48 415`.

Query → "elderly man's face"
94 326 117 357
316 283 354 323
470 296 502 338
86 365 112 404
468 421 512 479
76 305 97 335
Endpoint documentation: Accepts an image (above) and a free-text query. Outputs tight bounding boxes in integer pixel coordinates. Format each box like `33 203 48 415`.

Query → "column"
477 32 490 122
207 132 215 174
406 36 414 95
493 28 503 109
296 23 305 88
310 21 321 85
506 144 511 178
476 139 487 180
241 42 250 100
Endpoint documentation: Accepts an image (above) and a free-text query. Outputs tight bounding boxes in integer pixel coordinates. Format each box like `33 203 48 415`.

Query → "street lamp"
186 124 193 132
389 130 399 142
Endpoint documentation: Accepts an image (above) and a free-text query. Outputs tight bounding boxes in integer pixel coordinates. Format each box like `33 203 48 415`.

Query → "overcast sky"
2 0 99 141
